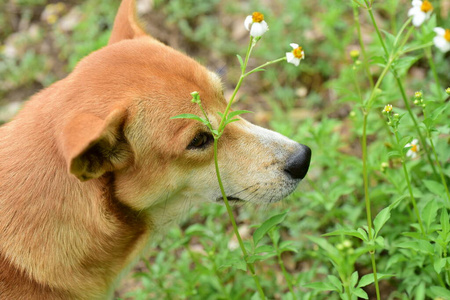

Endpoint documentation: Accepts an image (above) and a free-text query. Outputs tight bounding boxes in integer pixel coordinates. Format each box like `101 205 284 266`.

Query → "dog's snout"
284 144 311 180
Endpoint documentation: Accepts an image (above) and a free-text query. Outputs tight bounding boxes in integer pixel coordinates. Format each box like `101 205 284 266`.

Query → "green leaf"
433 257 446 274
306 235 340 259
440 208 449 235
246 252 276 263
236 54 244 71
254 245 275 254
398 240 433 255
423 180 446 198
353 288 369 299
253 211 287 247
357 273 394 288
373 207 391 238
350 271 358 287
393 55 420 76
327 275 342 291
370 55 387 67
303 281 338 292
170 113 207 124
429 286 450 299
227 110 253 119
218 257 247 272
422 200 439 233
323 228 367 242
387 150 401 158
225 118 240 126
279 241 298 253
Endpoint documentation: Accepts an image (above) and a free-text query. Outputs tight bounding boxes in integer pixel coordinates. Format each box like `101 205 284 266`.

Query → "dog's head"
59 0 311 217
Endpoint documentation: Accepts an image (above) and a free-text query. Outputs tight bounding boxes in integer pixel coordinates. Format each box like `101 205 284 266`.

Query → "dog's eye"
187 132 213 150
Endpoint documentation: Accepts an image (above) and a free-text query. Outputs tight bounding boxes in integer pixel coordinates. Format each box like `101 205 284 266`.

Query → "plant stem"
213 138 266 299
394 131 425 234
366 8 439 177
370 252 381 300
394 75 438 177
271 234 297 300
361 111 381 300
362 112 373 239
367 7 388 55
352 3 374 88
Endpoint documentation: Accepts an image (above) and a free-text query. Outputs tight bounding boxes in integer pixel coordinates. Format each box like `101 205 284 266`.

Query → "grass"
1 0 449 299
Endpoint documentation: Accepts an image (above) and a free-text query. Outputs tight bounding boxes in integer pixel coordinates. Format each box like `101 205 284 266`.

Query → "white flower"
244 12 269 37
405 139 420 159
433 27 450 53
408 0 433 27
286 43 305 66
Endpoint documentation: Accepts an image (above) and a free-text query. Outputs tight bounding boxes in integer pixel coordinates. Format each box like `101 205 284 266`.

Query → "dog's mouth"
216 196 245 203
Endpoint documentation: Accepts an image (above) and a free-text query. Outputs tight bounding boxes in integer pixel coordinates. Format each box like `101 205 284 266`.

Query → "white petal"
405 143 411 148
286 52 294 62
434 36 450 52
412 12 426 27
286 54 300 66
290 43 299 49
411 139 419 145
301 50 305 59
244 15 252 31
250 21 268 37
411 0 422 7
408 7 419 17
433 27 445 36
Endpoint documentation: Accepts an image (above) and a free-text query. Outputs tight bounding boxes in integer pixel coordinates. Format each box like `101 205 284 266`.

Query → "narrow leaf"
253 211 287 247
440 208 449 235
373 207 391 237
170 114 206 124
227 110 253 119
236 54 244 71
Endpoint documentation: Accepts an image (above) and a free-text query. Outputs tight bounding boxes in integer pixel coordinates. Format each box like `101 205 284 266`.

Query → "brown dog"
0 0 311 298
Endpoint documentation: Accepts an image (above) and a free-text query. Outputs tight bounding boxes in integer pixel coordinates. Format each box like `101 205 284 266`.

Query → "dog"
0 0 311 298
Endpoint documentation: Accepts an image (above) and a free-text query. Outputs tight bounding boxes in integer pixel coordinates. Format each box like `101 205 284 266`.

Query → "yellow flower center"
384 105 393 112
420 0 433 13
292 47 304 59
252 12 264 23
444 29 450 42
411 144 418 152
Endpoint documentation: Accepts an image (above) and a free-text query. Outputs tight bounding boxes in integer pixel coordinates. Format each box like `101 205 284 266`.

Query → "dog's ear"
108 0 148 45
60 108 133 181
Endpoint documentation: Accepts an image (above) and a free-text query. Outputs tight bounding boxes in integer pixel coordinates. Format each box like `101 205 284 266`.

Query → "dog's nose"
284 144 311 180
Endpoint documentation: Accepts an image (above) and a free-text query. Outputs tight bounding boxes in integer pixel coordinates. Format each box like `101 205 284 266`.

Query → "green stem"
213 138 266 299
352 4 374 88
367 7 388 55
271 234 297 300
244 57 287 77
370 252 381 300
425 46 444 101
362 112 373 239
366 9 439 177
394 131 425 234
394 76 438 177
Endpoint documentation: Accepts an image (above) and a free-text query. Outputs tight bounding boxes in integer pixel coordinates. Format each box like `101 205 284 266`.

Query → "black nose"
284 144 311 180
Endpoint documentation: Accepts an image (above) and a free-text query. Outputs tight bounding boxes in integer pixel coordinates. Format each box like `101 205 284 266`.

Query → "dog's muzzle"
284 144 311 180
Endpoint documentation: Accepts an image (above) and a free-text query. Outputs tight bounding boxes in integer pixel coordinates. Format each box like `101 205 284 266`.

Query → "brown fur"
0 1 309 298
